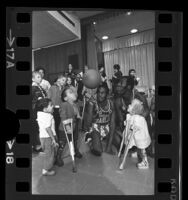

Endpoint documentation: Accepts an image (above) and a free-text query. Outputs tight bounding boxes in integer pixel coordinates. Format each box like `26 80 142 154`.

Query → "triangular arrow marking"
7 139 15 150
6 29 15 47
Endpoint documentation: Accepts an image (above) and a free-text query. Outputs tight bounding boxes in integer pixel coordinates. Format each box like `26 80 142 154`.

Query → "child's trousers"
40 138 55 171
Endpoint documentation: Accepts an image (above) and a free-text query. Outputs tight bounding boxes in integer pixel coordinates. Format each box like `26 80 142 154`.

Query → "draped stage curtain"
103 29 155 89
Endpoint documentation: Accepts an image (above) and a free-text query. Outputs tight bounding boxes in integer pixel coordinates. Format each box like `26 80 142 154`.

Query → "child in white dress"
124 98 151 169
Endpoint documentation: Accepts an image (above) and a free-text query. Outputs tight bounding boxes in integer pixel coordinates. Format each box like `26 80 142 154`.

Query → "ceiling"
32 11 78 49
93 11 155 40
66 11 105 19
32 10 155 50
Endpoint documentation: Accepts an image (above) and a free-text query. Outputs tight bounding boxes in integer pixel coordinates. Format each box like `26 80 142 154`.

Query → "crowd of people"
32 63 155 176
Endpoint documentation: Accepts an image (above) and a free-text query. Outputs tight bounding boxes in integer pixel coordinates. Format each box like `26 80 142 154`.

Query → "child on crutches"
57 87 83 170
118 99 151 170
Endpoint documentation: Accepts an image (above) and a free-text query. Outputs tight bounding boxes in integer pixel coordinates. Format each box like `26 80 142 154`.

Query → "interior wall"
34 40 83 84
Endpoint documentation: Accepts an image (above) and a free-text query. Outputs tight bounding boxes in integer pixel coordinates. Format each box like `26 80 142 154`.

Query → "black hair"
97 83 109 95
113 64 121 71
98 65 106 77
61 86 70 102
36 98 51 112
35 67 46 74
129 69 136 75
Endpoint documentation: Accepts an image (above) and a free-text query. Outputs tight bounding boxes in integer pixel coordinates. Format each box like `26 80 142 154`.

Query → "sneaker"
137 160 149 169
75 151 83 159
42 169 56 176
84 132 92 143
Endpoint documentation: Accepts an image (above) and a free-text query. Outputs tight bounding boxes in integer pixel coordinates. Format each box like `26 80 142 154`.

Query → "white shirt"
37 112 56 138
40 79 51 93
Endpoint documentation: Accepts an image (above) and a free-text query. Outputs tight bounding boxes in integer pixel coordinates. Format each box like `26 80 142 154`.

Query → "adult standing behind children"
65 64 76 86
48 74 67 140
32 71 47 153
127 69 140 91
98 65 109 89
111 64 123 93
36 67 51 94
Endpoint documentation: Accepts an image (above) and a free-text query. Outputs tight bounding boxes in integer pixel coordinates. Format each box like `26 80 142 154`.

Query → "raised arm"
85 102 95 130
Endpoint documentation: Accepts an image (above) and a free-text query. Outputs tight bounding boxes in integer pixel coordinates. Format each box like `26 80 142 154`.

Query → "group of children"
32 65 155 176
32 68 84 176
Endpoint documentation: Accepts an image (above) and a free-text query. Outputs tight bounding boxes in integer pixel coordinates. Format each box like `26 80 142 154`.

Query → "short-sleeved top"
40 79 51 93
37 112 56 138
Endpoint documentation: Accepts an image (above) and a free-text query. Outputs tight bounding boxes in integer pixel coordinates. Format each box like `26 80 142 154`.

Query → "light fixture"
93 21 97 25
102 36 108 40
130 29 138 33
126 11 132 15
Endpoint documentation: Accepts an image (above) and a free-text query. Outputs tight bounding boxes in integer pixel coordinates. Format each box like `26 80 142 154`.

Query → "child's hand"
52 139 59 147
66 125 72 134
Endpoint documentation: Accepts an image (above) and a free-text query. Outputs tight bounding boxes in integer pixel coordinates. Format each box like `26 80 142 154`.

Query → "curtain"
103 30 155 89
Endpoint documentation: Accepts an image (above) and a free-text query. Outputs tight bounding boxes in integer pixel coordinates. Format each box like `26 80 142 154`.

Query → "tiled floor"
32 136 154 195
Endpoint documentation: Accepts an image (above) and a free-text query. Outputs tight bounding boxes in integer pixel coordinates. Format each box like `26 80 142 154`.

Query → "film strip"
5 8 182 200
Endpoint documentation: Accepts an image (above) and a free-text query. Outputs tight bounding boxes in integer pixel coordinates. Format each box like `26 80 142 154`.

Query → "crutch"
119 124 135 170
118 126 127 158
62 118 77 173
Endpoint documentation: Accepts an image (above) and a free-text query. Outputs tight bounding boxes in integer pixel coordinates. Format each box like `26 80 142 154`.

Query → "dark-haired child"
57 87 82 165
36 98 58 176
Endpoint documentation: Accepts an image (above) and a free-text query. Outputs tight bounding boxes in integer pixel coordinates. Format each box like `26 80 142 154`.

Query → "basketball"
82 69 102 89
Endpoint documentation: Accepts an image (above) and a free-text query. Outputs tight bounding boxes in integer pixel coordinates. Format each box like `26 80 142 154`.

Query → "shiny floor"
32 136 154 195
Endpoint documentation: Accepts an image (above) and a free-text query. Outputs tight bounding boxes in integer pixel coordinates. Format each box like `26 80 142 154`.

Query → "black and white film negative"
4 7 182 200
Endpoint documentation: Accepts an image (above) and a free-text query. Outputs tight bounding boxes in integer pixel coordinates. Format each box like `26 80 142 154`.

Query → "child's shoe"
42 169 56 176
137 159 149 169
